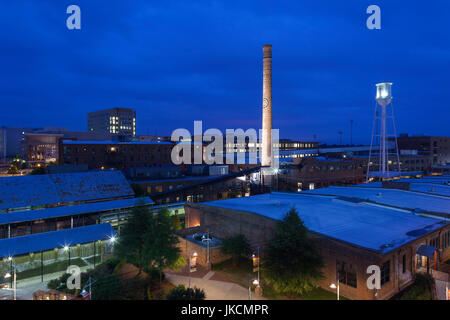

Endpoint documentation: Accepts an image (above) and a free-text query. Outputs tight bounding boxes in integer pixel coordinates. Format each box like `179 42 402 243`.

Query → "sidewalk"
165 267 266 300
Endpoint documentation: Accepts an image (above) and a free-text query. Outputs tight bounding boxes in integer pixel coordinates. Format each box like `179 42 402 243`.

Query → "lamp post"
63 245 70 267
187 249 198 289
202 232 211 266
247 274 260 300
329 272 340 300
251 247 262 296
5 256 16 300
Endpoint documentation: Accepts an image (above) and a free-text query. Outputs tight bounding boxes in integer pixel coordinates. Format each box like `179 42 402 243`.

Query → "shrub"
166 285 205 300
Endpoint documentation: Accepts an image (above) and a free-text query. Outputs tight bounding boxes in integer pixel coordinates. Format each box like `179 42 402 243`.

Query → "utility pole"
338 131 343 145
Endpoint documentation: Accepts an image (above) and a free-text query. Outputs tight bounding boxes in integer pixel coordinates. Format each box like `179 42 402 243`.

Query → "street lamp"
330 272 340 300
109 235 117 244
247 274 260 300
63 245 70 266
251 247 262 297
5 257 16 300
202 232 211 265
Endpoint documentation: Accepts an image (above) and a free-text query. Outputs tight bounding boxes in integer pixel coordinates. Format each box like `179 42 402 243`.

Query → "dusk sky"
0 1 449 144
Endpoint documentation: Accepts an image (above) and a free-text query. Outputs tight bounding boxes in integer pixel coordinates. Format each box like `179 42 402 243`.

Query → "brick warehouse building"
60 140 174 170
278 156 365 192
184 192 450 300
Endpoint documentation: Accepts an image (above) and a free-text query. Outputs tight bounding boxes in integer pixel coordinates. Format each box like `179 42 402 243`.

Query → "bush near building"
166 285 205 300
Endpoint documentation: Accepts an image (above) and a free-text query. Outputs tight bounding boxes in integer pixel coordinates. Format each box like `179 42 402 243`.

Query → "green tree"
7 164 18 174
115 206 181 282
144 208 181 283
262 207 324 296
114 205 153 273
221 234 251 266
166 285 205 300
171 214 182 231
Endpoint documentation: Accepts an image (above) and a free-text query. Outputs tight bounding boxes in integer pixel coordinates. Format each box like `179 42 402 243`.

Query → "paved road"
165 271 266 300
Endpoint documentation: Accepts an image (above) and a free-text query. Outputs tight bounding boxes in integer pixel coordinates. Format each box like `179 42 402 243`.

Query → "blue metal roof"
0 197 153 225
0 171 134 210
201 192 447 254
0 224 117 258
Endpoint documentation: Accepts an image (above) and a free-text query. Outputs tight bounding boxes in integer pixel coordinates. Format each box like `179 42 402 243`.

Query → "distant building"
22 130 113 167
88 108 136 137
0 127 37 161
60 140 174 170
277 139 319 151
279 156 365 192
137 135 171 142
394 135 450 166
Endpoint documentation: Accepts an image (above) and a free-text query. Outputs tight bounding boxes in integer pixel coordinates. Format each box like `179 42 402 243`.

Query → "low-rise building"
185 191 449 300
279 156 365 191
0 171 152 286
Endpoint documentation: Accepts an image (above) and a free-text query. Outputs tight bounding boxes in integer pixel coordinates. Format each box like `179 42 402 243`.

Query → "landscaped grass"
17 258 87 281
84 255 102 266
212 257 345 300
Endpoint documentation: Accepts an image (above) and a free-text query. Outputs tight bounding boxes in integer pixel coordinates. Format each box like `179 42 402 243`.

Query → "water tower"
367 82 401 181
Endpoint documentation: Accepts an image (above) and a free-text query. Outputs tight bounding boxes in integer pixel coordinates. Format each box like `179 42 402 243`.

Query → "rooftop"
62 140 172 145
200 192 447 254
0 197 153 225
0 223 116 258
303 186 450 216
0 171 134 210
356 181 450 197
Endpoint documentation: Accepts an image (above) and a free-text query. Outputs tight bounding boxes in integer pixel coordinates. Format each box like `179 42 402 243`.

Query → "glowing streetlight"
330 272 340 300
109 236 117 244
63 245 71 266
4 258 16 300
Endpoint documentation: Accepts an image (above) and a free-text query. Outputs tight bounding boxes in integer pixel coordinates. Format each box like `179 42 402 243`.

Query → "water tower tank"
376 82 393 107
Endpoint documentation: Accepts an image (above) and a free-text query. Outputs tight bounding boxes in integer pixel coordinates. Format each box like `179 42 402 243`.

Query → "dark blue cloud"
0 0 449 144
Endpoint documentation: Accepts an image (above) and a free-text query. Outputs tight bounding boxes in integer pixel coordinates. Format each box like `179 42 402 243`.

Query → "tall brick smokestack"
261 44 272 167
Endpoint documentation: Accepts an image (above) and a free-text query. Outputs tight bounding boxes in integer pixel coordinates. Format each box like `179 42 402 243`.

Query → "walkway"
165 266 266 300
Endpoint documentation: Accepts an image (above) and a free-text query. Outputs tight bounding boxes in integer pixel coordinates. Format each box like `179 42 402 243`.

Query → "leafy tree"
166 285 205 300
221 234 251 266
144 208 181 282
171 214 182 231
114 205 153 273
262 207 324 296
7 164 18 174
115 206 181 282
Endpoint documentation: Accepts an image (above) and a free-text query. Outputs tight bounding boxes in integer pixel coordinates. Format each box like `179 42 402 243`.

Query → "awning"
416 245 437 258
0 223 117 259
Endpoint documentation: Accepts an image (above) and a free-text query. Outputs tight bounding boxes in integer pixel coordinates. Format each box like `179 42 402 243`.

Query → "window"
402 254 406 273
336 260 357 288
430 237 438 248
380 261 390 286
